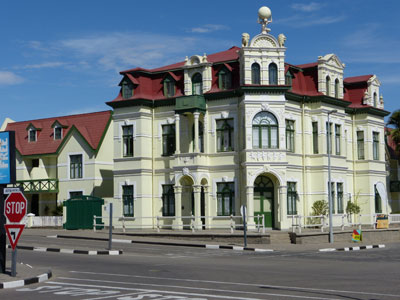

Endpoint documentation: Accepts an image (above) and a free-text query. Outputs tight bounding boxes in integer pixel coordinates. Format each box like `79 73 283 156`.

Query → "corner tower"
240 6 286 85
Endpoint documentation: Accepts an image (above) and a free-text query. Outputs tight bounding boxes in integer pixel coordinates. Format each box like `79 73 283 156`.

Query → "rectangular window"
217 182 234 216
357 131 364 160
375 185 382 213
287 182 297 215
162 185 175 216
69 191 83 199
326 122 333 154
217 119 234 152
70 154 82 179
122 125 134 157
337 183 343 214
286 120 295 152
328 182 335 213
335 124 341 155
29 129 36 142
373 132 379 160
32 159 39 168
162 124 176 156
54 127 62 140
312 122 318 154
122 185 134 217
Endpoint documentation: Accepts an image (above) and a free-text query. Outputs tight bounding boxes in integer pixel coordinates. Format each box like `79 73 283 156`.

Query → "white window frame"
68 152 84 180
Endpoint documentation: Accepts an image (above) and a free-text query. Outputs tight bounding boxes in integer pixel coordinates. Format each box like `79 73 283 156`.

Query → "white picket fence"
26 214 63 227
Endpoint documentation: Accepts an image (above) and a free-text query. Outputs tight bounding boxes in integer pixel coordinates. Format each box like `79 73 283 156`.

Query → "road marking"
45 281 340 300
69 270 400 298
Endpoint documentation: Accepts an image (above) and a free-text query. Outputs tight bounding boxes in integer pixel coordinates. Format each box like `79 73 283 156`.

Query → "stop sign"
4 192 27 223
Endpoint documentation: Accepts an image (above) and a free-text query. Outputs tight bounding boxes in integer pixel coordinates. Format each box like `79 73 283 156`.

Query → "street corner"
0 268 52 289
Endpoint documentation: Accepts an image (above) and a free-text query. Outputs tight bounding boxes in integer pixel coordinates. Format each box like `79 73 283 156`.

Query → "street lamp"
327 109 337 243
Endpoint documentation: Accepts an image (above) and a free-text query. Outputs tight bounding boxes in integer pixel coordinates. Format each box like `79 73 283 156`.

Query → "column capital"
175 114 180 120
193 185 202 193
193 111 200 118
173 185 182 193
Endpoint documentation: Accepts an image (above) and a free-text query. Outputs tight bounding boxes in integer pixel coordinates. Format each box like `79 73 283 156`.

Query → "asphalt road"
1 236 400 300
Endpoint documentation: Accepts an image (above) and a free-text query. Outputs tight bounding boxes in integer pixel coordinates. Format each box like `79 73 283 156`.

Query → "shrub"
311 200 329 216
346 201 360 215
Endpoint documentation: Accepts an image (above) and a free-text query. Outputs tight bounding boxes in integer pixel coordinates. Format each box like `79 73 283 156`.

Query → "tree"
387 109 400 151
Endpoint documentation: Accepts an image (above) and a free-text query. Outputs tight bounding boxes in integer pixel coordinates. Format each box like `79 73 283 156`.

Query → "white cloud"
277 14 345 27
291 2 324 12
26 32 233 72
0 71 24 86
189 24 229 33
19 62 66 69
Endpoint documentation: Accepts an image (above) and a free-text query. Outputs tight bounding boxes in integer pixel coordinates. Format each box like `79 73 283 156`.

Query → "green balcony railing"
14 179 58 193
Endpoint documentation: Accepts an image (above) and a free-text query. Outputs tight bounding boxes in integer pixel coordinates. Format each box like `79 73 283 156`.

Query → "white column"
175 114 180 154
173 185 183 229
193 185 202 230
279 186 287 229
193 112 200 153
203 113 208 153
246 185 255 229
203 185 211 229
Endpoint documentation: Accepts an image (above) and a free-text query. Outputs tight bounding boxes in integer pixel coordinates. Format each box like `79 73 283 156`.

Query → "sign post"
0 131 16 274
240 205 247 248
4 191 27 277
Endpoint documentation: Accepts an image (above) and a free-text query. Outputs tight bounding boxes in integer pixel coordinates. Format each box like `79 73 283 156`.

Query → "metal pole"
0 185 6 274
327 110 336 243
108 203 113 250
243 206 247 248
11 248 17 277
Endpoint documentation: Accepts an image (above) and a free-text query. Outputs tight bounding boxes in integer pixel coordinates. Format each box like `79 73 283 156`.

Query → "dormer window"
251 63 260 85
269 63 278 85
192 73 203 95
54 126 62 140
29 129 37 142
326 76 331 96
218 68 232 90
335 78 340 98
285 71 293 86
122 80 134 99
163 76 175 98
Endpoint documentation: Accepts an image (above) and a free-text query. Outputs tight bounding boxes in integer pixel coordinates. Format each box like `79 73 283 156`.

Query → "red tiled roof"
344 75 373 84
5 111 111 156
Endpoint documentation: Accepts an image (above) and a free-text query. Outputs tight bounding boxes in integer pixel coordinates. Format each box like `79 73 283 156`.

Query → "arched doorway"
254 175 274 228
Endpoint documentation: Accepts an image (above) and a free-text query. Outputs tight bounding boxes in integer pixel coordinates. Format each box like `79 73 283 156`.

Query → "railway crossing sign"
4 191 27 223
4 224 25 250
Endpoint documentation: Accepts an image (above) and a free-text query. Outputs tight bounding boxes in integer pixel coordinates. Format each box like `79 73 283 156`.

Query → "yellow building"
106 7 390 230
2 111 113 216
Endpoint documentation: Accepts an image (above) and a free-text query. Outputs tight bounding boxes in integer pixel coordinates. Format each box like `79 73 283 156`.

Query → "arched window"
252 111 278 149
326 76 331 96
218 68 232 90
251 63 260 85
122 80 134 99
192 73 203 95
373 92 377 107
269 63 278 85
335 78 340 98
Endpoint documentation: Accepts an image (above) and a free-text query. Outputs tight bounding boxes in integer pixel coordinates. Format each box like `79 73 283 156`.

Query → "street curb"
53 235 274 252
0 270 52 289
319 244 385 252
7 245 123 255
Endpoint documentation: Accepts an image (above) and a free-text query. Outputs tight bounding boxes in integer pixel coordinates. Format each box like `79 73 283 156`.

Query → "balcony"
175 95 206 113
13 179 58 193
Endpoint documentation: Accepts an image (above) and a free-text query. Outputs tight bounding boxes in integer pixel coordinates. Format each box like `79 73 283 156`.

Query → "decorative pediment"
368 75 381 86
318 54 344 69
249 33 278 48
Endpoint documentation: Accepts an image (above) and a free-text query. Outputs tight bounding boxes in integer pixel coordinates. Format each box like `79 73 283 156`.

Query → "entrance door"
254 176 274 228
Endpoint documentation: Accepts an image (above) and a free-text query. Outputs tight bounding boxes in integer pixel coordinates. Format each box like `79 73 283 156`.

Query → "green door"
254 176 274 228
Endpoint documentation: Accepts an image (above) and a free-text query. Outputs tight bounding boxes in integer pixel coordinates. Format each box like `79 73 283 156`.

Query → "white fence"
26 214 63 227
291 213 400 233
93 214 266 233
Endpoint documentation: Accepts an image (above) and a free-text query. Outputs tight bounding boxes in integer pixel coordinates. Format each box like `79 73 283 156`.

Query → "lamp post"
327 109 337 243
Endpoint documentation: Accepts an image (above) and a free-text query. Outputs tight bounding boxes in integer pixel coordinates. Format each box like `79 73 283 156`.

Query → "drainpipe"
352 113 357 208
302 96 307 217
152 106 155 227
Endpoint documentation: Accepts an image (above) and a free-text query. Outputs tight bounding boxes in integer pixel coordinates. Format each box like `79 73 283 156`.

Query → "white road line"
82 291 149 300
69 270 400 298
48 280 339 300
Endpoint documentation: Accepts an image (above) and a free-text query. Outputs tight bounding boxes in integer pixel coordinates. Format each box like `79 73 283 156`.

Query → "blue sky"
1 1 399 123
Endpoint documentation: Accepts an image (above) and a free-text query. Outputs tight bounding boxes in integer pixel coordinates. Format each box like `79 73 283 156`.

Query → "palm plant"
387 110 400 151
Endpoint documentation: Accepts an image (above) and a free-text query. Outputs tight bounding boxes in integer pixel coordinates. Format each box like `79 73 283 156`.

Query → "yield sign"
4 224 25 250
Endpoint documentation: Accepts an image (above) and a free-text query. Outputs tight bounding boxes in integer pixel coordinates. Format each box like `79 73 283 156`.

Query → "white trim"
119 120 136 158
118 180 137 217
